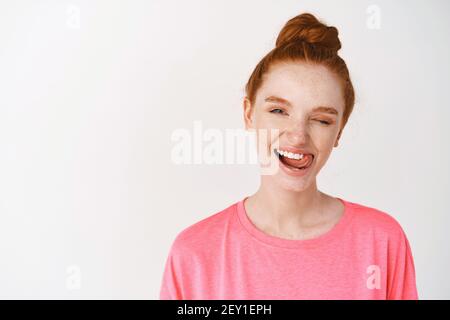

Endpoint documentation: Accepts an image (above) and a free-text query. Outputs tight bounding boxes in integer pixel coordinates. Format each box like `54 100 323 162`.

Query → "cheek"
254 112 276 127
252 114 281 143
311 126 338 142
254 127 279 153
311 130 339 158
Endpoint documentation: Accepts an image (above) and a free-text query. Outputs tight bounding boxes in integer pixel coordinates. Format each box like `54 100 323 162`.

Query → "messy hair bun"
275 13 341 55
245 12 354 130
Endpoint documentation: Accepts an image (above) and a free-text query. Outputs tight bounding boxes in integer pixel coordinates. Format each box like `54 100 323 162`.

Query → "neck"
247 178 328 237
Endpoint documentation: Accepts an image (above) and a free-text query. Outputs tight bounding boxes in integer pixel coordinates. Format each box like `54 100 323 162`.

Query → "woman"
160 12 418 300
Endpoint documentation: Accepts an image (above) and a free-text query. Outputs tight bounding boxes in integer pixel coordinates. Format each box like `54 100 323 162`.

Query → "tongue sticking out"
280 154 313 169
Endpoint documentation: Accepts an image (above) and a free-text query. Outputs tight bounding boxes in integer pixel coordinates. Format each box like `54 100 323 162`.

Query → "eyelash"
270 108 286 115
269 109 331 125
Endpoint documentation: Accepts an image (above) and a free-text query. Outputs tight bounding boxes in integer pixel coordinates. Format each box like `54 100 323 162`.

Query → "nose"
285 120 309 145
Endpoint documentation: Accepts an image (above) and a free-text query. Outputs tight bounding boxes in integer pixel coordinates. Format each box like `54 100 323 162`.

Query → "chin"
271 174 315 193
280 180 311 193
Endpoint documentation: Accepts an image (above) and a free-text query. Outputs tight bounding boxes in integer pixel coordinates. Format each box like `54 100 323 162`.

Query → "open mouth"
273 148 314 171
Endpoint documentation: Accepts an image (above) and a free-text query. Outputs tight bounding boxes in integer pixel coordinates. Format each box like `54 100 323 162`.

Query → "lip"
273 148 315 177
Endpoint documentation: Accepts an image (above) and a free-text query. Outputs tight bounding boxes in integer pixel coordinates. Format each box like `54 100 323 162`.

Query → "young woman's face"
244 61 345 192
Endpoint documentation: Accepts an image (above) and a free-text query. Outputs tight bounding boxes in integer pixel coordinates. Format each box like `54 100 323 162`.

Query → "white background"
1 0 449 299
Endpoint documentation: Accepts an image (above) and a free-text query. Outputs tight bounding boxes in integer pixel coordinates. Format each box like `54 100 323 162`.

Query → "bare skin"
243 61 346 240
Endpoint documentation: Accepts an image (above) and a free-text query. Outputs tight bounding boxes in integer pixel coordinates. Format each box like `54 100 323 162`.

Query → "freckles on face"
252 62 345 149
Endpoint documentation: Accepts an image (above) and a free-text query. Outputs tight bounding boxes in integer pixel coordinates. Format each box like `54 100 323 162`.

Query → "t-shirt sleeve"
386 225 419 300
159 242 183 300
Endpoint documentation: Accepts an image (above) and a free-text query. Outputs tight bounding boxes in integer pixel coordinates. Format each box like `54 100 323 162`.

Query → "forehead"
256 61 345 112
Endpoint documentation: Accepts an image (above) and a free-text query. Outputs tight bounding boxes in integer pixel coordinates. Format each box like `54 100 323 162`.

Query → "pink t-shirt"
160 197 418 300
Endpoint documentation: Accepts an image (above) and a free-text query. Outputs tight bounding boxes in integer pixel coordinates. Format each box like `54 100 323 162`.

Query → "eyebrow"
264 95 339 115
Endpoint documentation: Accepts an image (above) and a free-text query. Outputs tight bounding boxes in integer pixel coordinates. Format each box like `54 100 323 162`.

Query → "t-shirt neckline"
236 196 353 249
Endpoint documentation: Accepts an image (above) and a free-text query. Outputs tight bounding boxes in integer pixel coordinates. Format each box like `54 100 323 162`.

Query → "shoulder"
345 199 407 239
169 201 238 256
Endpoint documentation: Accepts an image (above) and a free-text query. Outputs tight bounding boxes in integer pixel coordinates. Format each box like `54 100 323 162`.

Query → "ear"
243 97 254 130
334 129 342 147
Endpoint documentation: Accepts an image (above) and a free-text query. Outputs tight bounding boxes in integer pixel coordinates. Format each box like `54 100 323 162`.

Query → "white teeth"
276 148 304 160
